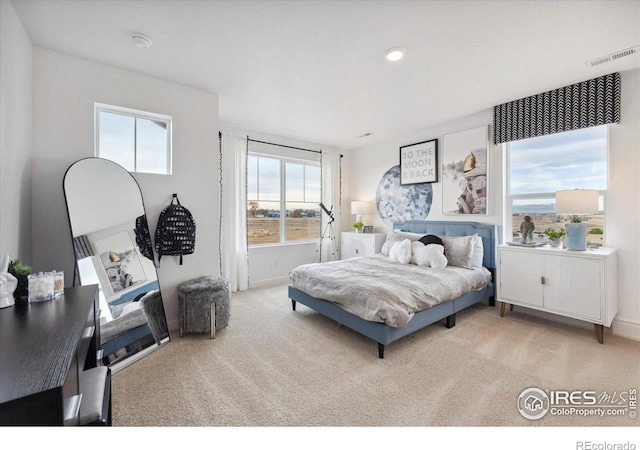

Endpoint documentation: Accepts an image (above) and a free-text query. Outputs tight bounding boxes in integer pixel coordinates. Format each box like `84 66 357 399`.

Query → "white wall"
31 48 220 332
0 0 33 264
346 69 640 341
220 122 340 287
346 109 503 235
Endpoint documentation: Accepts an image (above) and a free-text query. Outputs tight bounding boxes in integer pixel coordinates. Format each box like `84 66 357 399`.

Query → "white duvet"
289 254 492 328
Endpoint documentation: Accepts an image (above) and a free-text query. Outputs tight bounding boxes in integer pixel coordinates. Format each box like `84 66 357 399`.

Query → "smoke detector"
131 34 152 49
585 46 638 67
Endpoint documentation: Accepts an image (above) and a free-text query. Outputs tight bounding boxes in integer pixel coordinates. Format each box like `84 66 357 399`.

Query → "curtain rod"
246 136 343 158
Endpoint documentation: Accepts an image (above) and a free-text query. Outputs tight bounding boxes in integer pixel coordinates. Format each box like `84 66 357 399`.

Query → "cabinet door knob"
541 276 546 285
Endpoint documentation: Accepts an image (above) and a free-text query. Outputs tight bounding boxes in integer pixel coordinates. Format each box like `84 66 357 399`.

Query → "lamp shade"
555 189 599 215
351 201 371 215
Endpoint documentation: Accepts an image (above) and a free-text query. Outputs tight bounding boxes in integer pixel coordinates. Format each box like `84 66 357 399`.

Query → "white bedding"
289 254 492 328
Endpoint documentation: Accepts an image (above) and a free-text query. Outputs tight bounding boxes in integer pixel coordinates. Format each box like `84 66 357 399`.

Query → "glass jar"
28 272 55 303
52 270 64 296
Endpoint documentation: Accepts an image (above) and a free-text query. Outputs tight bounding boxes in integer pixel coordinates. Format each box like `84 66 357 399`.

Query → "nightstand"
341 232 386 259
497 245 617 343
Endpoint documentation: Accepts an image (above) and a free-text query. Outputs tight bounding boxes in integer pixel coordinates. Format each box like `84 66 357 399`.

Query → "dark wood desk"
0 285 102 425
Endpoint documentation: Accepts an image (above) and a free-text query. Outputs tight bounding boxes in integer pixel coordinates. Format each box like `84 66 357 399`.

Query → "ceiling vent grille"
586 46 639 67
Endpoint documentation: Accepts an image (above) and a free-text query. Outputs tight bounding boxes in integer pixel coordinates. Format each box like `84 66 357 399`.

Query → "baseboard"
612 316 640 341
249 276 290 289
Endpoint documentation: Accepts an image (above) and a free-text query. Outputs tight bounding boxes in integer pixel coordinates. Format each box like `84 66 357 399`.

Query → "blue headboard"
393 220 499 269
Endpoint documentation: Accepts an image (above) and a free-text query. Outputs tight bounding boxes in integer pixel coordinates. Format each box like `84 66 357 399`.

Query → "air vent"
586 46 639 67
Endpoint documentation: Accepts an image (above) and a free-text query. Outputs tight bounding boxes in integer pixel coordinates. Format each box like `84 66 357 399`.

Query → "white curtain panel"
220 132 249 292
320 150 342 262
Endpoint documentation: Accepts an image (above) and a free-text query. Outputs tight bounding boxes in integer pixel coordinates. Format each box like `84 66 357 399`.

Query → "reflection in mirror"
64 157 169 373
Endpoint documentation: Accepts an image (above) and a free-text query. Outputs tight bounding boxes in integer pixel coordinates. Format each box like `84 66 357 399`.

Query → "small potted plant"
8 259 32 299
543 227 565 248
352 220 364 233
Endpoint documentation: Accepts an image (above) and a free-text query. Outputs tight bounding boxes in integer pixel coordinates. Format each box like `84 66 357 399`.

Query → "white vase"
549 238 563 248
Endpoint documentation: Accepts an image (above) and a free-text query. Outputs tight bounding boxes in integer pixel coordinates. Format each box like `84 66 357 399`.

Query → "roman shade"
492 72 621 145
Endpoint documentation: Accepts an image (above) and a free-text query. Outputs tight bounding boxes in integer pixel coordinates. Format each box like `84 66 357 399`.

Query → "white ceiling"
11 0 640 150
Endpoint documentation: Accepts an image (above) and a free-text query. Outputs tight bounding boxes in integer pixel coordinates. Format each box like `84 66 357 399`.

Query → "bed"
288 220 499 358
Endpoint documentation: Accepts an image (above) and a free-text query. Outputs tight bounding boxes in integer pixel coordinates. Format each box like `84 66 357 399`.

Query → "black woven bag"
155 194 196 265
134 214 154 261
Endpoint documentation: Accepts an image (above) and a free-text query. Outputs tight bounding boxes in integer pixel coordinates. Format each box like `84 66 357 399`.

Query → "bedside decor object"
363 226 374 234
543 227 565 248
519 216 535 244
399 139 438 184
351 201 372 225
442 125 489 215
555 189 598 251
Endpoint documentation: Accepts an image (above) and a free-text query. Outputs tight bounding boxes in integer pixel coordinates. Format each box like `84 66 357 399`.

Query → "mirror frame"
63 157 169 372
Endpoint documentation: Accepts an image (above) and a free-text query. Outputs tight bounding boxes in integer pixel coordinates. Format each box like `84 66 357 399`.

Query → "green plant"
570 215 582 223
589 228 603 235
543 227 565 240
352 220 364 231
8 259 32 277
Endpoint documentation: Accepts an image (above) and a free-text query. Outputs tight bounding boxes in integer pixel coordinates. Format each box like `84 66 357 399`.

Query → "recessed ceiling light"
383 47 406 62
131 34 152 49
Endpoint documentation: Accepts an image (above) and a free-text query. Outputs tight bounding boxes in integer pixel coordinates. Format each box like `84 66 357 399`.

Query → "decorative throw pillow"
468 234 484 268
441 235 477 269
411 241 447 268
389 239 412 264
419 234 445 250
381 230 425 255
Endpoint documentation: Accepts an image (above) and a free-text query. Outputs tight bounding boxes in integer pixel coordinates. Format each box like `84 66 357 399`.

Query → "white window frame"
503 126 609 245
94 103 172 174
248 152 321 246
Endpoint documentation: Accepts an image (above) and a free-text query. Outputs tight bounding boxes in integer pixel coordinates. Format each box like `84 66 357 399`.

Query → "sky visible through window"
510 125 607 198
98 111 169 174
247 155 320 213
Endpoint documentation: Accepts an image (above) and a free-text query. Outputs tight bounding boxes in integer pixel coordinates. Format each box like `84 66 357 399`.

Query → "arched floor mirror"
64 157 170 373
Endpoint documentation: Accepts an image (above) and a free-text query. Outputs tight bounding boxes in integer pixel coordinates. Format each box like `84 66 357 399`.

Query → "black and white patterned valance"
492 72 621 145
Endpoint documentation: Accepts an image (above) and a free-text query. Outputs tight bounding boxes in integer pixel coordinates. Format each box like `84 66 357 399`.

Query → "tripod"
314 203 338 263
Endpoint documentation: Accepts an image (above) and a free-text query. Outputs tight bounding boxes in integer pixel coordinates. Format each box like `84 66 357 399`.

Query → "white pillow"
469 234 484 268
411 241 448 268
441 234 477 269
381 230 425 255
389 239 412 264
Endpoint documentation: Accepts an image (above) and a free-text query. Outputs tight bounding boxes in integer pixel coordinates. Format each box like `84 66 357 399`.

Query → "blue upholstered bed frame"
288 220 499 358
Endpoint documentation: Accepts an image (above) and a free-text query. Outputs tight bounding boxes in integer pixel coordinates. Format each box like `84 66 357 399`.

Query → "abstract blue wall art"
375 165 433 227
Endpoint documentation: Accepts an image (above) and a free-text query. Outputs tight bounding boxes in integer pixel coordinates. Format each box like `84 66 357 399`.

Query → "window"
95 103 172 174
247 154 321 245
507 125 607 246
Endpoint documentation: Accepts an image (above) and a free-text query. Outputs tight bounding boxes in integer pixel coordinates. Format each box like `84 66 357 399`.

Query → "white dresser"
497 245 617 343
341 232 386 259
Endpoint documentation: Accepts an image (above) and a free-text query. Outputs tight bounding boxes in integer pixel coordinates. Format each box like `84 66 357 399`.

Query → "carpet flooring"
111 283 639 430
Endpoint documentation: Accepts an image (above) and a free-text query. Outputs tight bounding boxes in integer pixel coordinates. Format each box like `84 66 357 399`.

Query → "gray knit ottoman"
178 276 230 339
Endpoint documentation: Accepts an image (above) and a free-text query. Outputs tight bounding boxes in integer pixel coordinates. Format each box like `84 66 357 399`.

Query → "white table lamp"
351 201 372 224
555 189 599 251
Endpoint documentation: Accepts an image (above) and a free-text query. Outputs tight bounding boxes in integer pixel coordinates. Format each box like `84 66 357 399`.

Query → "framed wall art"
399 139 438 185
93 230 149 298
441 125 489 215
